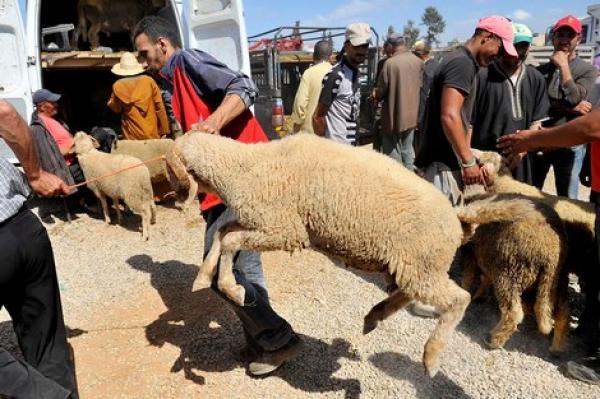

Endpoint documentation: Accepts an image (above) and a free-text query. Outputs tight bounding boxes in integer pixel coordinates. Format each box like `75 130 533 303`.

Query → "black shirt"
471 62 549 150
415 46 480 170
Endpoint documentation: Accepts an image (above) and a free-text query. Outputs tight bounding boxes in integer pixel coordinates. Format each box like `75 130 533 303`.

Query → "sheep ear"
90 137 100 149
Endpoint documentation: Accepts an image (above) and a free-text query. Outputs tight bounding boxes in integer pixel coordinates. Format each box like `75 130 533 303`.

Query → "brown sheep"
461 193 570 353
166 132 539 377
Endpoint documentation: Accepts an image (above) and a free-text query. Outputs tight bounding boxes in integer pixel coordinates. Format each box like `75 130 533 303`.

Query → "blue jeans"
531 148 576 198
381 129 415 171
202 204 295 352
569 145 587 199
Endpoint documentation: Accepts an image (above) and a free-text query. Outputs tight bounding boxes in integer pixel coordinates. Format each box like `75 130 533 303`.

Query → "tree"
421 6 445 45
403 20 420 48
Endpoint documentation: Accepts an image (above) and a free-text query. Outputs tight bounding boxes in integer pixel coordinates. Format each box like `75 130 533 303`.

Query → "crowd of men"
2 12 600 398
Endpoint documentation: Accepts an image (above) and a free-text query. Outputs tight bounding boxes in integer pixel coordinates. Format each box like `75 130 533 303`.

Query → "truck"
0 0 250 163
248 25 380 143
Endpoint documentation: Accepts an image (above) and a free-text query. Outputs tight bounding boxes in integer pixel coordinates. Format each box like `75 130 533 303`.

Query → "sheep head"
165 135 214 196
471 150 511 186
73 131 99 155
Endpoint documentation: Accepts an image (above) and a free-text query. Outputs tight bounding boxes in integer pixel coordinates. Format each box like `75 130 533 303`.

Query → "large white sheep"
166 132 537 377
74 132 156 240
111 138 198 210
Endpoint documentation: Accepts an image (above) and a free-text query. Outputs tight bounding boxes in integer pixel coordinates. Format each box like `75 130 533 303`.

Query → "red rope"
68 155 166 189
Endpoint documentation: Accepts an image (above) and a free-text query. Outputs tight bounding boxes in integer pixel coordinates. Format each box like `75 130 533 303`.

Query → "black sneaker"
248 335 302 376
565 357 600 385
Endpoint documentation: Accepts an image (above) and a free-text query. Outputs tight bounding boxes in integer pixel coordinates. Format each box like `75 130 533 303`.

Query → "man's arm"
499 108 600 154
440 86 482 185
312 103 329 136
552 52 597 105
291 74 310 133
0 101 70 197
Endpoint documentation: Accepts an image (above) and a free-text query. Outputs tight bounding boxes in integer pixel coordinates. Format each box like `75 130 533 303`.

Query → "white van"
0 0 251 163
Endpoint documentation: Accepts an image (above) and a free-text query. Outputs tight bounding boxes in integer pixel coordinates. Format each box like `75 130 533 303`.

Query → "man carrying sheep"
133 16 301 376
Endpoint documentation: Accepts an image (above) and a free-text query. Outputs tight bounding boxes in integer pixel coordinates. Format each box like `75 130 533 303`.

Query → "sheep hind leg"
363 289 411 334
550 274 570 354
420 278 470 378
113 198 122 225
487 290 524 350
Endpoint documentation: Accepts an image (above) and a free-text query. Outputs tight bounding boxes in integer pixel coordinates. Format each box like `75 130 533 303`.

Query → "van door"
182 0 251 76
0 0 32 162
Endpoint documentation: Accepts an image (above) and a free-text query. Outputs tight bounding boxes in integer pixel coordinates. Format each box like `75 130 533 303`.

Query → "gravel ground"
0 169 597 398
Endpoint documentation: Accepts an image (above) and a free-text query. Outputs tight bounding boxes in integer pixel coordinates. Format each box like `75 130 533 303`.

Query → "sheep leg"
472 274 492 302
193 222 239 292
460 254 477 294
550 277 570 354
97 192 111 224
363 289 411 334
487 290 524 350
420 278 470 378
113 198 122 225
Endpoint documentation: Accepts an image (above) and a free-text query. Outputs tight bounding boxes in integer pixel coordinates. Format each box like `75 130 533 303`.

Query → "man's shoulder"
524 64 546 80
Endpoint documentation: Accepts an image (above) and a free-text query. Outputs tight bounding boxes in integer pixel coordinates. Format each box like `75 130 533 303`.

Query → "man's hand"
29 170 73 198
550 51 570 69
572 100 593 115
461 164 487 186
497 129 537 157
189 118 219 135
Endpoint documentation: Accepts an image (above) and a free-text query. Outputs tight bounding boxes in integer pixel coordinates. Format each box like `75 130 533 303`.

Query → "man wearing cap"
470 22 550 184
108 52 170 140
415 15 515 205
372 33 423 170
533 15 597 199
313 22 372 144
290 40 333 134
133 16 301 377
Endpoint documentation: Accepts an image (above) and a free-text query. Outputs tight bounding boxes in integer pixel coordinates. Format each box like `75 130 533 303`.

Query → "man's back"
379 51 423 134
290 62 332 133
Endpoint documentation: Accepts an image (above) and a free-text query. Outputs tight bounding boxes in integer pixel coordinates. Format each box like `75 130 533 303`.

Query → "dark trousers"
531 148 576 198
0 209 78 398
202 204 295 352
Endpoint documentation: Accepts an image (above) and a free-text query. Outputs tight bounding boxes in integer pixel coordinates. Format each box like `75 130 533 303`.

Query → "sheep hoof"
192 275 212 292
225 285 245 306
424 362 440 378
484 334 504 350
549 345 565 357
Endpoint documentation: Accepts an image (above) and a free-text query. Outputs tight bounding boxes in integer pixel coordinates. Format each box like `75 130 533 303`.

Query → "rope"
68 154 166 190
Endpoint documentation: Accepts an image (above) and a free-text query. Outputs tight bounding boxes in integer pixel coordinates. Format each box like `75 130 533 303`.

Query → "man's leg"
550 148 576 198
202 205 298 369
565 200 600 384
381 132 403 163
530 152 551 190
568 145 587 199
1 210 78 398
0 348 70 399
399 129 416 171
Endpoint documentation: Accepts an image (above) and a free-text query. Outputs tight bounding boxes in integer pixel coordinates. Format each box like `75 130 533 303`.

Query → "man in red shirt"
133 16 301 376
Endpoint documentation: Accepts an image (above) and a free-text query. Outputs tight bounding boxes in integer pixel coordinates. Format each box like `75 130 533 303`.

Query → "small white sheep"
166 132 536 377
73 132 156 240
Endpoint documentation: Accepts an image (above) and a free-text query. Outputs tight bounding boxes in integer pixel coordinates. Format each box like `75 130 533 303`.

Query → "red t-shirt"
592 141 600 193
39 114 75 166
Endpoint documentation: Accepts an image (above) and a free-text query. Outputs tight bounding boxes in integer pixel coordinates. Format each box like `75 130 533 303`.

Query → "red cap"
553 15 582 34
476 15 517 57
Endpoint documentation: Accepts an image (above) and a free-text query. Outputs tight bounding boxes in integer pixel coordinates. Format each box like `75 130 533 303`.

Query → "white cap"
345 23 372 46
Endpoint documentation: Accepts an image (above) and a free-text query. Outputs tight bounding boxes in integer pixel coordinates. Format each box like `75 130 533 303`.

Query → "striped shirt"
0 156 30 223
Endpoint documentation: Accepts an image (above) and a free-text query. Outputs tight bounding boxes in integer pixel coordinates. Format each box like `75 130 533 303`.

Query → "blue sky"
244 0 590 46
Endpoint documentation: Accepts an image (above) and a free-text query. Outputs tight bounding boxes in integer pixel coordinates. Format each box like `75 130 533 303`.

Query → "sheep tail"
534 264 556 336
456 195 542 243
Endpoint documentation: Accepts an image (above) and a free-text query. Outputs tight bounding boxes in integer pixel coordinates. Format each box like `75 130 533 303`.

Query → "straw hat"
111 52 144 76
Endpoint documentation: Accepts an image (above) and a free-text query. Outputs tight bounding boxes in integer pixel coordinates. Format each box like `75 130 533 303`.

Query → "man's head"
502 22 533 67
343 22 372 67
383 42 394 58
385 33 405 54
313 40 333 63
471 16 516 66
133 16 182 73
33 89 61 117
413 40 431 61
552 15 582 54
